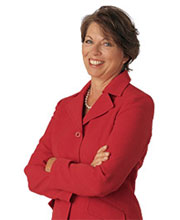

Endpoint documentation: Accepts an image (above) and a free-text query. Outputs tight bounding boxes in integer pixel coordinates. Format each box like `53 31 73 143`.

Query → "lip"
89 58 105 67
89 58 104 62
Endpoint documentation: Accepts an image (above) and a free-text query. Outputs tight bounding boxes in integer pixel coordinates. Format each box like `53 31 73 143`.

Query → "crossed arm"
24 95 154 200
45 145 110 172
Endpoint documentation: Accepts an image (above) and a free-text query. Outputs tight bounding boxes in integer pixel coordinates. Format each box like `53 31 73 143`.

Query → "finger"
94 151 110 160
91 159 102 167
94 155 109 166
95 161 102 166
93 161 102 167
97 145 108 153
91 154 109 167
94 156 109 165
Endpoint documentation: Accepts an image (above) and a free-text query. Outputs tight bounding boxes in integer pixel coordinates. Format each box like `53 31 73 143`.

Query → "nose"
91 44 102 56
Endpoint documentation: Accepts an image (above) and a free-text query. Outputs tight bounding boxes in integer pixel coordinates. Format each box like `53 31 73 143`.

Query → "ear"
122 56 130 64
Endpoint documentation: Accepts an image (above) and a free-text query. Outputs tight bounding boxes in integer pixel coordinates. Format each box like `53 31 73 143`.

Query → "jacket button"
75 131 81 137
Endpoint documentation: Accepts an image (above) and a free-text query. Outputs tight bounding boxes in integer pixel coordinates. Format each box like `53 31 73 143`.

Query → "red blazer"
24 70 154 220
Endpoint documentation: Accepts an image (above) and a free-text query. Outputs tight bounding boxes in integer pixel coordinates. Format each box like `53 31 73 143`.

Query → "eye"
104 42 112 47
85 39 93 44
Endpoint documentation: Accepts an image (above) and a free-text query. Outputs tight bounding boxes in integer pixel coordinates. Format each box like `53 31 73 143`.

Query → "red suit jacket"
24 70 155 220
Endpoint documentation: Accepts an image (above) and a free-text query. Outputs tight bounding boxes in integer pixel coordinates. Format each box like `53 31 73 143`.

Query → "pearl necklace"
85 88 92 109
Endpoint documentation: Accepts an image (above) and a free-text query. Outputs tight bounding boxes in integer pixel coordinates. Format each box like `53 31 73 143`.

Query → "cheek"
112 51 124 63
106 52 124 69
82 46 89 58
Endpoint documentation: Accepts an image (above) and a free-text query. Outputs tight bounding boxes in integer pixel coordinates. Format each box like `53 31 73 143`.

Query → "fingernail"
103 157 108 160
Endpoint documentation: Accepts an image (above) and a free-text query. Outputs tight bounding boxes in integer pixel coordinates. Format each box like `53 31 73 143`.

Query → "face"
82 22 128 81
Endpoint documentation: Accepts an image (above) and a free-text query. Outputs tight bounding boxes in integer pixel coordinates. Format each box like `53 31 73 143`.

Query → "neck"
89 73 119 97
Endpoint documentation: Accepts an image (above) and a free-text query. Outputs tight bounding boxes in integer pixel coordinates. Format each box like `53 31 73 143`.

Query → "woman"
24 5 154 220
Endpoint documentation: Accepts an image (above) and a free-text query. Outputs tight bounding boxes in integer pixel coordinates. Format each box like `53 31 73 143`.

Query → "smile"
89 58 104 66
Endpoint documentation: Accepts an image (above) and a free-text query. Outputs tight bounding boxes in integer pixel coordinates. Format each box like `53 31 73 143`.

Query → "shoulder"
120 83 155 115
124 83 154 104
54 91 80 110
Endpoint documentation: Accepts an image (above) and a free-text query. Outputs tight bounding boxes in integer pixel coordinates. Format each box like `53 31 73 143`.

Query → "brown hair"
80 5 140 71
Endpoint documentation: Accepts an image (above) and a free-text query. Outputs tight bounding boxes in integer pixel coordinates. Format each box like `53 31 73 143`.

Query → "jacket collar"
80 70 131 97
65 70 131 130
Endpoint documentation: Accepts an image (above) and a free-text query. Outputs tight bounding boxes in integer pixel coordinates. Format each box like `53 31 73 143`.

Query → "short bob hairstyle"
80 5 140 72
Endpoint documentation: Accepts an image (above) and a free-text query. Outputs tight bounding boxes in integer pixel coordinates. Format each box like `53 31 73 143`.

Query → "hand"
91 145 110 167
45 157 57 172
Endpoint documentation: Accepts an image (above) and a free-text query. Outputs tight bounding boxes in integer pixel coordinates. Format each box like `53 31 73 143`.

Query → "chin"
87 70 101 77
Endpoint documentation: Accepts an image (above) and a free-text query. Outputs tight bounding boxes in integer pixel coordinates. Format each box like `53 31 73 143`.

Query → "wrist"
45 157 57 172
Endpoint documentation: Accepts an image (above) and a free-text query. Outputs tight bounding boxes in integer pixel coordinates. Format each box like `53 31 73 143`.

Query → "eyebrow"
85 35 112 41
86 35 93 39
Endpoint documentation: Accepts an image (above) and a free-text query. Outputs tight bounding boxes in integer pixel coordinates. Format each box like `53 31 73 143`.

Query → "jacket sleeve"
24 100 73 202
47 95 155 197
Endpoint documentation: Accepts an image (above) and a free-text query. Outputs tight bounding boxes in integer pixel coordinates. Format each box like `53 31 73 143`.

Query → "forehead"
86 22 113 40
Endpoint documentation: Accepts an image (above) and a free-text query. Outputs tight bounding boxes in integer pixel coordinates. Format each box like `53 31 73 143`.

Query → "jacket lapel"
83 70 131 125
65 81 90 132
82 93 114 125
65 71 131 130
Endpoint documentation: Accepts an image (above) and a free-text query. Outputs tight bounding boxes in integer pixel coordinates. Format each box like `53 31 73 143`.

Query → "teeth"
90 59 103 65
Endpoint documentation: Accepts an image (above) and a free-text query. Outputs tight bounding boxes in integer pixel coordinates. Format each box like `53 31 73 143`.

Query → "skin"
45 145 109 172
82 22 128 102
45 22 128 172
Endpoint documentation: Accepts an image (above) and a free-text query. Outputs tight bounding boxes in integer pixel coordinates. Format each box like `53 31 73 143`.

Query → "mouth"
89 58 104 67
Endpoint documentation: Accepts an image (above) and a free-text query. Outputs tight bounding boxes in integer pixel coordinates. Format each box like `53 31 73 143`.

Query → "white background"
0 0 180 219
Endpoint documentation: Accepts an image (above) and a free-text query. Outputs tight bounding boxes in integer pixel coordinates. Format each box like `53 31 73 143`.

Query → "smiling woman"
24 5 154 220
81 22 129 117
81 6 140 72
82 22 128 81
